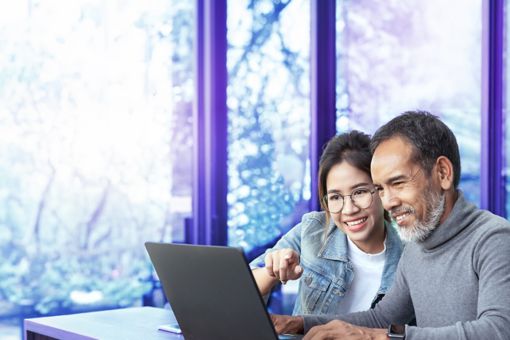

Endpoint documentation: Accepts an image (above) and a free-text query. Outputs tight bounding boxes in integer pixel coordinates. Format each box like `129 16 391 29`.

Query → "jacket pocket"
300 268 331 313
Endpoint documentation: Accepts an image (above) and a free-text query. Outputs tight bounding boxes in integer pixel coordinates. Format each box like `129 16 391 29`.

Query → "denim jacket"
250 211 403 316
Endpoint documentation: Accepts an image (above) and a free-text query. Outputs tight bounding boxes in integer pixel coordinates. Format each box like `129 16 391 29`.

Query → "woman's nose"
341 196 360 214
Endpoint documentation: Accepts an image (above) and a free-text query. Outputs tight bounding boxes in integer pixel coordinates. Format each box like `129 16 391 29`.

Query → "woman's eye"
352 189 368 196
329 195 341 201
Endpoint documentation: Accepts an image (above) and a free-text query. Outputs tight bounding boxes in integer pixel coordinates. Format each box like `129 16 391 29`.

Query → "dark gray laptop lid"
145 242 299 340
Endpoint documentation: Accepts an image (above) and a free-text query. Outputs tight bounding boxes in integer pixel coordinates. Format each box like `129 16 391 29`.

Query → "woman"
251 130 403 315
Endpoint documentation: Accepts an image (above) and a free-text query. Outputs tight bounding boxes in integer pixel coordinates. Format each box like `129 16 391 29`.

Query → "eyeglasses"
322 188 377 214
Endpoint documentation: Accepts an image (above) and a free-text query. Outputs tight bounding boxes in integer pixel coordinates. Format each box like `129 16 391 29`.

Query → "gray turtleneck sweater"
303 192 510 339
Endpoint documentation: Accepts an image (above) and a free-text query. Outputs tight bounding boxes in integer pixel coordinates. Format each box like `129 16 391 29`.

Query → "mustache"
390 206 415 219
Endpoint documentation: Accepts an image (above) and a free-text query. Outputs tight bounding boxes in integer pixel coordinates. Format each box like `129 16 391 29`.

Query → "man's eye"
393 181 405 188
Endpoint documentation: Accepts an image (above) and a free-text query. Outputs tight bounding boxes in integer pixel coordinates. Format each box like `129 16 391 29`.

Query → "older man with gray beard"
271 111 510 340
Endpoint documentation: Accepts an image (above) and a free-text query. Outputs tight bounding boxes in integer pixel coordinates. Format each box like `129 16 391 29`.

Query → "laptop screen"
145 242 301 340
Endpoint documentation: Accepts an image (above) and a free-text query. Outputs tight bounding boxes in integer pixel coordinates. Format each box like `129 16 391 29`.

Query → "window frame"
195 0 507 247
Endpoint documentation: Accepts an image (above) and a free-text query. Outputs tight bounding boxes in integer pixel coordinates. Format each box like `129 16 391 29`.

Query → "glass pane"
0 0 193 334
336 0 482 205
227 0 310 252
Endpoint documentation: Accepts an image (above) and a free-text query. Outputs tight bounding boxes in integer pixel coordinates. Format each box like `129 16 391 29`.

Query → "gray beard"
397 191 446 243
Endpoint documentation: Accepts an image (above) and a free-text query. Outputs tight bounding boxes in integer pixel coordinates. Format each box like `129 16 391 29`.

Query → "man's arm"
271 315 388 340
303 252 415 332
274 223 510 339
270 256 414 335
304 320 387 340
404 225 510 339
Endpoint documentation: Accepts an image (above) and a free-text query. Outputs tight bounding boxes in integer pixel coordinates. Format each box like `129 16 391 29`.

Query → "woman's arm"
250 212 321 296
252 267 280 296
252 249 303 296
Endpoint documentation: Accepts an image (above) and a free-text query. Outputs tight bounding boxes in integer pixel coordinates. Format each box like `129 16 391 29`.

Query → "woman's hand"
264 248 303 284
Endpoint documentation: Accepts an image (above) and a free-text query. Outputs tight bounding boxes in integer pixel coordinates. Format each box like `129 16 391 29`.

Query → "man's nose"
380 189 400 211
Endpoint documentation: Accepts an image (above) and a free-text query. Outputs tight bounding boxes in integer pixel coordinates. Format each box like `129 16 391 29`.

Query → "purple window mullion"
310 0 337 212
192 0 228 245
481 0 505 217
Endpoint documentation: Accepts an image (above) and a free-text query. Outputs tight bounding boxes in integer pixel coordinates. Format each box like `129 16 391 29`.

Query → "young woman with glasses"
251 131 403 316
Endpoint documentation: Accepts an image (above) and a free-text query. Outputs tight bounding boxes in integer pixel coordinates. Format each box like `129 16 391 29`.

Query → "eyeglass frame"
322 187 377 214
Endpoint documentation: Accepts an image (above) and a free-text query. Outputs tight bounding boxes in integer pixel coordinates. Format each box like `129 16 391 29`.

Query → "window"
0 0 193 332
336 0 482 204
226 0 310 251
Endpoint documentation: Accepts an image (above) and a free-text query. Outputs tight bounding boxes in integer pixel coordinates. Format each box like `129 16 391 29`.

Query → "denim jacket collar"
318 219 349 262
317 219 402 294
379 221 403 292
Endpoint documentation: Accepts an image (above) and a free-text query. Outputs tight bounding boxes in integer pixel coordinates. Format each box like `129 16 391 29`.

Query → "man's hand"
265 249 303 284
270 314 304 334
304 320 387 340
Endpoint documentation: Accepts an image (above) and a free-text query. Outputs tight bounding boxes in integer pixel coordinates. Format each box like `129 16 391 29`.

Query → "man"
272 111 510 339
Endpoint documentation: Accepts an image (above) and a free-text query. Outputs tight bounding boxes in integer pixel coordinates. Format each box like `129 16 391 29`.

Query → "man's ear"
435 156 454 190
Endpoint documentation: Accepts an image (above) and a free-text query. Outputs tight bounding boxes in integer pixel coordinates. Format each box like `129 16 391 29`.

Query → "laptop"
145 242 303 340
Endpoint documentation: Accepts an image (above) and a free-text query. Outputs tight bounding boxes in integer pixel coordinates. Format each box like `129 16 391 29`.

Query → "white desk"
24 307 183 340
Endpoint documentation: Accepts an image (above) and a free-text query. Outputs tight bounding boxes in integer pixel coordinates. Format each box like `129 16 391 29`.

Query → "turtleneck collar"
419 190 477 251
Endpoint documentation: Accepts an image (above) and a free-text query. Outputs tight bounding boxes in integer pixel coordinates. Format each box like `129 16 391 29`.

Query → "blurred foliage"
0 0 193 317
227 0 311 251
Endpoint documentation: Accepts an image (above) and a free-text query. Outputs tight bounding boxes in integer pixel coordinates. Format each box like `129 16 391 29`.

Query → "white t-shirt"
336 237 386 314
